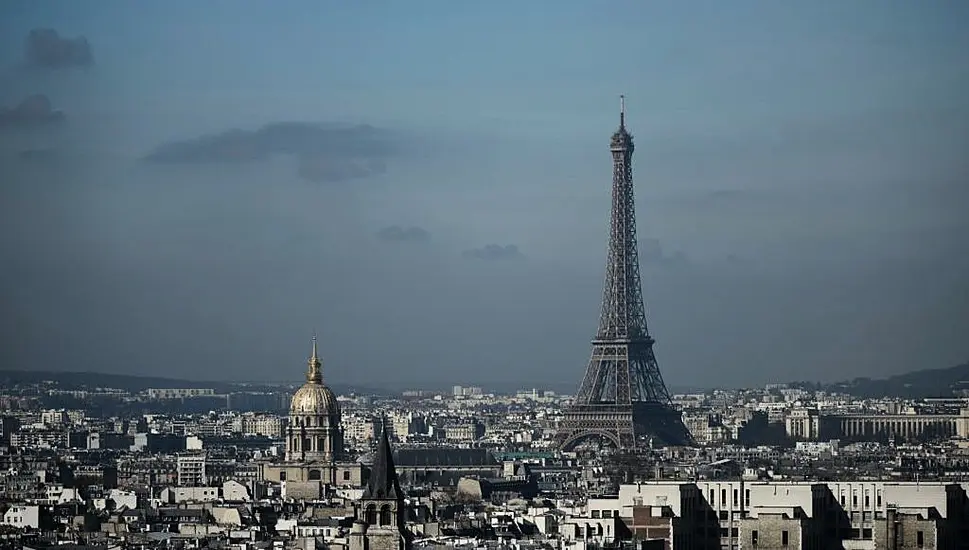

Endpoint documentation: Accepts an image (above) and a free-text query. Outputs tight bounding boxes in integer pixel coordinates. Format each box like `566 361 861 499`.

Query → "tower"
556 96 694 450
351 422 412 550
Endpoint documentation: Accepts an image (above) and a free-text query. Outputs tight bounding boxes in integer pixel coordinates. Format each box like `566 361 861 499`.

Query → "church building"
350 424 412 550
262 337 365 498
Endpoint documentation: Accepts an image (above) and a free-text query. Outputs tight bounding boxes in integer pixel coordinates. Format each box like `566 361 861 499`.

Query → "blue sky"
1 1 967 389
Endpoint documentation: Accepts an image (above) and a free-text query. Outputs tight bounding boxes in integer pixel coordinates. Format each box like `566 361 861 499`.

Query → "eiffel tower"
556 96 694 451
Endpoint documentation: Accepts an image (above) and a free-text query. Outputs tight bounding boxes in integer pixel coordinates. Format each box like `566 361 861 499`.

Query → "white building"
2 505 40 529
608 480 965 549
146 388 215 399
343 414 379 443
230 413 284 438
177 454 207 486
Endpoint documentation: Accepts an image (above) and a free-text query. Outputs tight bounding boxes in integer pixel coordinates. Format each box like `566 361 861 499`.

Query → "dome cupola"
289 335 340 417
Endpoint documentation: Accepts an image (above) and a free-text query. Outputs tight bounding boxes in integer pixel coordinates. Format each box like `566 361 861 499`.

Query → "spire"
620 94 625 129
307 334 322 384
364 419 401 500
611 94 634 151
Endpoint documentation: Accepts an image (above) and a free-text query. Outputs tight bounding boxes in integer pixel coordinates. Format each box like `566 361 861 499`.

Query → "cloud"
299 156 386 183
376 225 431 243
462 244 525 261
23 29 94 69
640 238 689 267
0 95 66 129
143 122 396 183
146 129 266 163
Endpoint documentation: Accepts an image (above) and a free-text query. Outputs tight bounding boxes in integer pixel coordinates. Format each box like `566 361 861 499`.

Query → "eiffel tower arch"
555 96 695 451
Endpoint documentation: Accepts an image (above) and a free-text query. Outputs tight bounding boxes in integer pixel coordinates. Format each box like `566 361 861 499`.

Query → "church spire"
307 334 323 384
364 419 402 500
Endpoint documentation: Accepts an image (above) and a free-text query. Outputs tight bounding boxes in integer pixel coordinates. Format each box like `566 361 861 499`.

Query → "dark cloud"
376 225 431 243
24 29 94 69
298 156 386 183
0 95 65 129
462 244 525 261
640 238 689 267
143 122 396 183
146 129 265 163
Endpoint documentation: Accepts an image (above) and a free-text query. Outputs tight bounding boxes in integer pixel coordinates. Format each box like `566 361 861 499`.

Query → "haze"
1 1 967 390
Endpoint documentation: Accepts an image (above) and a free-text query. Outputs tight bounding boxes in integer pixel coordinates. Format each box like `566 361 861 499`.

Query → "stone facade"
261 461 364 485
350 426 411 550
260 337 362 491
739 512 807 549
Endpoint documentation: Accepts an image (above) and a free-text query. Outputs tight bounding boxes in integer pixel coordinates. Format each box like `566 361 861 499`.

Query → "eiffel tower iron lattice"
556 96 695 451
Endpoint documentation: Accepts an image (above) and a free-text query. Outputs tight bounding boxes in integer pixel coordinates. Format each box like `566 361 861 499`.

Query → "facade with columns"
261 337 364 491
819 409 969 442
785 408 821 440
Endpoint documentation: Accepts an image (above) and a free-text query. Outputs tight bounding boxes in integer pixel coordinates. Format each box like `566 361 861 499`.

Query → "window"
591 510 601 518
853 494 858 507
343 470 351 481
364 504 377 525
782 530 789 546
379 504 392 526
733 489 738 504
731 528 738 538
719 511 728 520
745 489 750 507
279 471 286 481
865 495 870 507
722 489 727 505
840 495 845 506
917 531 924 548
877 493 882 507
751 530 759 546
862 528 872 540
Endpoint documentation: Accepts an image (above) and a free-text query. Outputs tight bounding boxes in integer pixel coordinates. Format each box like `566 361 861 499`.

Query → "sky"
1 1 967 391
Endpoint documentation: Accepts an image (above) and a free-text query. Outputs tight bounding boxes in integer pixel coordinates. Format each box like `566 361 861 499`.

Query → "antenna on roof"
620 94 626 128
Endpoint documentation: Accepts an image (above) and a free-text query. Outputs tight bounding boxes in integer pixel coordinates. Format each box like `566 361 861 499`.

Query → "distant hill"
0 369 386 397
795 361 969 399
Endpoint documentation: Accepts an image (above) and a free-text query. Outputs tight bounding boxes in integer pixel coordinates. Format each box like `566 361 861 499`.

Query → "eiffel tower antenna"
555 96 694 450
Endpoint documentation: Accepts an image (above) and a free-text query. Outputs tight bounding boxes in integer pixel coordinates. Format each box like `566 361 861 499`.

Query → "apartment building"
594 481 969 549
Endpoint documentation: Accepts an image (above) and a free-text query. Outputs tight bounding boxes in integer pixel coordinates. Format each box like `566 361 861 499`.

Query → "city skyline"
2 1 968 389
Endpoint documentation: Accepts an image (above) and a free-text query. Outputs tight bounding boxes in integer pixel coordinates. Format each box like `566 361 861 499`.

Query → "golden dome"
289 336 341 417
290 383 340 416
